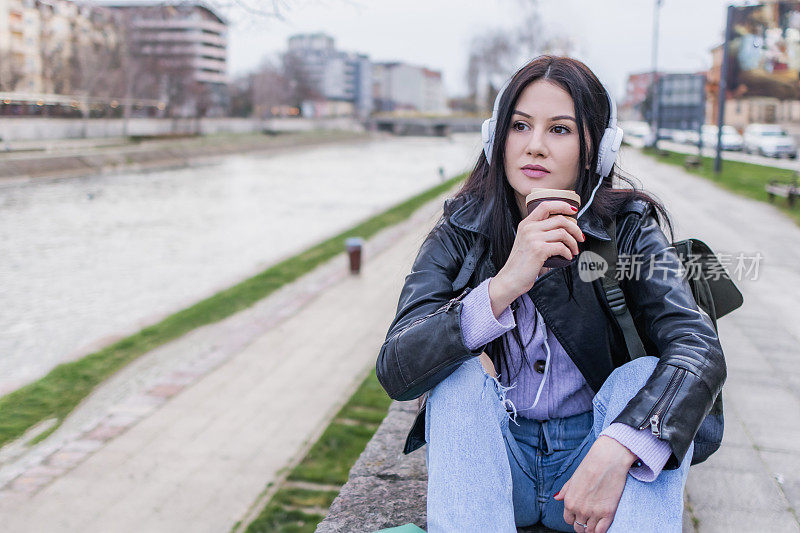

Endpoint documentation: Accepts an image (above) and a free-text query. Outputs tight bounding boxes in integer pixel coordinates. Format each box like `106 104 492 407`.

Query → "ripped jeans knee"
426 357 521 440
482 369 521 428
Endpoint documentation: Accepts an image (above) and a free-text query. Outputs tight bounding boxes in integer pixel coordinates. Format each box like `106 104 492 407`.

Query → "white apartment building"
0 0 42 92
372 61 447 114
285 32 372 118
0 0 122 95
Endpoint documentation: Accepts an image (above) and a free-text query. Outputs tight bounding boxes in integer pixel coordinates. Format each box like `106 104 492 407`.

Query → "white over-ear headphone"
480 76 624 177
480 71 624 219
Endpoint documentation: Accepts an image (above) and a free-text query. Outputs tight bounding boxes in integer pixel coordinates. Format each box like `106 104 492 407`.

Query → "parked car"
683 130 700 145
620 121 654 148
671 130 692 144
671 129 704 145
701 125 744 151
656 128 679 141
743 124 798 159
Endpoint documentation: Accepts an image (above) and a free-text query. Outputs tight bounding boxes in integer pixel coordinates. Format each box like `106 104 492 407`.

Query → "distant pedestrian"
377 55 725 533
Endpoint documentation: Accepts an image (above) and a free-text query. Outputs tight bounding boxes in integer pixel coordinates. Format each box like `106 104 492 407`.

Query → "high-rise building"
101 1 228 116
285 32 372 118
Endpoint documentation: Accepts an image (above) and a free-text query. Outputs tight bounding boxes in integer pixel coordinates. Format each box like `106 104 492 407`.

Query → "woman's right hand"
488 200 585 317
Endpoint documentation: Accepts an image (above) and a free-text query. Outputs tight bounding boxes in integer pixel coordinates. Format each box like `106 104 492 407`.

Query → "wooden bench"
766 179 800 207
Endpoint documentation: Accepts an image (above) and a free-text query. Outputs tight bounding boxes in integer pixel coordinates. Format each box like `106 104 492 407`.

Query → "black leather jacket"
376 193 726 470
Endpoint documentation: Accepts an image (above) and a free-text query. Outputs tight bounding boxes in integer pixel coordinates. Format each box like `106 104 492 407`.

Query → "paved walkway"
0 147 798 532
0 187 451 532
616 148 800 532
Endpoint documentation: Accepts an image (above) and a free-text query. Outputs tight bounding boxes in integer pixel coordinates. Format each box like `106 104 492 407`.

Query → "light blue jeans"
424 356 693 532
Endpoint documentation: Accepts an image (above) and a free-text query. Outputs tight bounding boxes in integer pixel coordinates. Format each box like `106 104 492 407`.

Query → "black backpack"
585 215 743 465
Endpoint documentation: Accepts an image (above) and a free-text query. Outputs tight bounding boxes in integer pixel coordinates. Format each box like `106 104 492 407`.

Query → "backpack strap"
587 216 648 360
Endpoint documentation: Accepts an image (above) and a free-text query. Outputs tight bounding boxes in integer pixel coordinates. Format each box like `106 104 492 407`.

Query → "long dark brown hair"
447 55 674 384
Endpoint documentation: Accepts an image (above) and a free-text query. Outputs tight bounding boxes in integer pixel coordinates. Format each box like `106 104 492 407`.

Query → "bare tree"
466 30 516 111
204 0 361 25
69 18 126 115
464 0 577 111
40 29 72 95
511 0 546 60
112 7 162 121
231 51 332 118
281 51 322 107
228 73 254 117
251 57 291 117
465 52 480 99
203 0 291 20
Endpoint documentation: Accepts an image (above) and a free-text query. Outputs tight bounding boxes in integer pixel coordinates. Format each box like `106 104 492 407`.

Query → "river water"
0 133 482 395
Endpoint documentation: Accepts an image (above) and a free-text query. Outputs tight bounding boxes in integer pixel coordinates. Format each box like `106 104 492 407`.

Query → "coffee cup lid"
525 188 581 205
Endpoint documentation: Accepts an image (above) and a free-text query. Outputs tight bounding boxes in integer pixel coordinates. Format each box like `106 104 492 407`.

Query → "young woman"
376 56 726 533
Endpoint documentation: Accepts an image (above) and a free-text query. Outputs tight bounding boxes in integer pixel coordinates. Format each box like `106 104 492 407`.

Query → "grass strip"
244 370 393 533
286 423 377 486
243 506 324 533
0 171 466 449
271 488 341 509
288 369 393 486
642 147 800 226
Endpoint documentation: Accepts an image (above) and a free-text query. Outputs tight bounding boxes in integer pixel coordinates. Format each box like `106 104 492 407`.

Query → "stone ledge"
316 401 556 532
317 477 428 532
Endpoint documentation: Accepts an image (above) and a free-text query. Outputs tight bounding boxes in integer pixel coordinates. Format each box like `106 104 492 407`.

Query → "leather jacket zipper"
389 287 471 342
637 367 685 438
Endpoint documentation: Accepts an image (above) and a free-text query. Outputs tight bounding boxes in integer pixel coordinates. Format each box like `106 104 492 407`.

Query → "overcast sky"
224 0 734 100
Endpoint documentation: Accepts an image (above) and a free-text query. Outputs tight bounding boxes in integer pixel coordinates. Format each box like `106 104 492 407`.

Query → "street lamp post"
714 5 735 176
650 0 664 149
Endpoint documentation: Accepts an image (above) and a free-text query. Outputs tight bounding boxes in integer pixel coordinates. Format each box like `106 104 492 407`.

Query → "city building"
284 32 372 118
624 70 708 134
1 0 120 95
283 35 449 117
620 72 655 122
0 0 43 92
651 72 707 133
372 61 448 114
100 1 229 116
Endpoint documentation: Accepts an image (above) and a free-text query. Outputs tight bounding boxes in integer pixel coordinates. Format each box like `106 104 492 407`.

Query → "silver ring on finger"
574 520 588 530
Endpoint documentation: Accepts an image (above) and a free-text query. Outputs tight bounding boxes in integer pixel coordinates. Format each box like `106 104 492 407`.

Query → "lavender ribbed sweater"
459 277 672 482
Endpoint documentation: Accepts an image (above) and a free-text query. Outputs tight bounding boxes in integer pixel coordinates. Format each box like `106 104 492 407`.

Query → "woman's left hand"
554 435 638 533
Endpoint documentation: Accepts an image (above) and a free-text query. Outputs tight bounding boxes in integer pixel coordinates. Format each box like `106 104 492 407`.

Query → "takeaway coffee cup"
526 188 581 268
345 237 364 274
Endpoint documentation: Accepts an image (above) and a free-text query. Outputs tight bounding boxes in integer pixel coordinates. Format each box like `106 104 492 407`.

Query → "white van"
743 124 797 159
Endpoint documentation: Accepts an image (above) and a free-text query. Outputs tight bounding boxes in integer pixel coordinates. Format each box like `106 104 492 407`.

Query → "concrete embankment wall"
0 117 363 143
0 131 368 182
